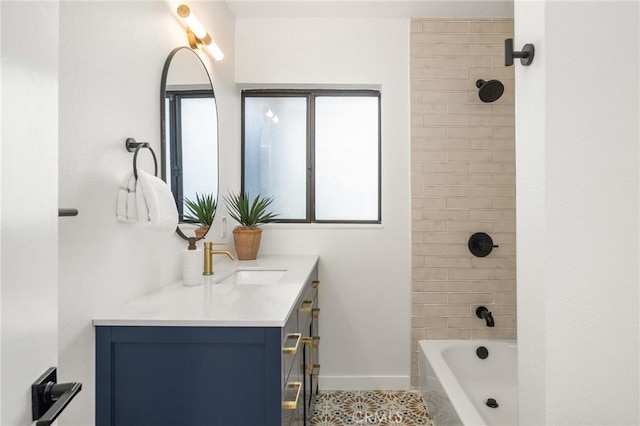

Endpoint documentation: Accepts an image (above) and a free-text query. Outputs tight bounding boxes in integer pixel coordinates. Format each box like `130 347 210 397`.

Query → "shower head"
476 79 504 103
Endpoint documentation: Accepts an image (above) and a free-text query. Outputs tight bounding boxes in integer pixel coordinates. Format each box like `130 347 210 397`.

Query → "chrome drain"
486 398 499 408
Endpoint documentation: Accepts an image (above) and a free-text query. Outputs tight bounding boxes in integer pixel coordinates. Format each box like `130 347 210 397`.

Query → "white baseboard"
318 375 410 390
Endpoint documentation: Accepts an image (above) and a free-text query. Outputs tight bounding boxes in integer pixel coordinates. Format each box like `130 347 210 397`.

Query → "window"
165 90 218 221
242 90 381 224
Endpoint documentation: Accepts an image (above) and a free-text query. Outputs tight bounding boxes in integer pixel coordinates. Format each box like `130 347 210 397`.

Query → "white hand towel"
116 190 129 222
135 170 178 234
125 173 137 220
116 173 138 223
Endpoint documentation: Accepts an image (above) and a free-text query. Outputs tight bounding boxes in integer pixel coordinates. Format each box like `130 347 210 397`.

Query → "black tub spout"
476 306 495 327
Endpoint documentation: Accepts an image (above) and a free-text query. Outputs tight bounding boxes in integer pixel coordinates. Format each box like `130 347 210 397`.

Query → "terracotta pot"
194 226 209 240
233 228 263 260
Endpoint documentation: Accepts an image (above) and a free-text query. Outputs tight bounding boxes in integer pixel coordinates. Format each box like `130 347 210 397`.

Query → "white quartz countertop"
93 255 319 327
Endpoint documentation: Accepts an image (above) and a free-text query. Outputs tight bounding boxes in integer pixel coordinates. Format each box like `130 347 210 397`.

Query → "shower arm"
505 38 535 66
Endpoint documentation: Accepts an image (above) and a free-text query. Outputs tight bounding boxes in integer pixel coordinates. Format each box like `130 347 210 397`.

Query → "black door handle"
32 367 82 426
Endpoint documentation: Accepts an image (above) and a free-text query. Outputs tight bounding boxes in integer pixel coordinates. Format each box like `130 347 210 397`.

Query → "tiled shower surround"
410 18 516 386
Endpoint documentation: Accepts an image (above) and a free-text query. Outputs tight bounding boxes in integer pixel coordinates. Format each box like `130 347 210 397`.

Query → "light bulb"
202 40 225 62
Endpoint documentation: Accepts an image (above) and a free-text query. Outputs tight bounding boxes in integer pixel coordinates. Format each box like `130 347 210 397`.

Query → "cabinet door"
96 326 282 426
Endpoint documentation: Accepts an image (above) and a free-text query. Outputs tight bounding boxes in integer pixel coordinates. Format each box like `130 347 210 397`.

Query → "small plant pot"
233 228 262 260
194 226 209 240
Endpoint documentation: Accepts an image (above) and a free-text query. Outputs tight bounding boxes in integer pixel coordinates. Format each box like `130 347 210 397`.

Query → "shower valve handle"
479 241 499 249
468 233 498 257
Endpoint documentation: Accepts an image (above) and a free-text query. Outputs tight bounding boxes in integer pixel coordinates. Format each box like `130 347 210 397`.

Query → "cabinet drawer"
281 381 300 426
282 348 303 426
282 331 301 390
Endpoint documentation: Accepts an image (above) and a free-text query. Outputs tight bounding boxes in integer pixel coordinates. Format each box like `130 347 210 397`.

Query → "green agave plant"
183 193 217 227
223 191 278 229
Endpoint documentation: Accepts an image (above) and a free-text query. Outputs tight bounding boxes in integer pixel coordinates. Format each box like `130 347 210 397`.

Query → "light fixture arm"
186 28 212 50
186 28 197 50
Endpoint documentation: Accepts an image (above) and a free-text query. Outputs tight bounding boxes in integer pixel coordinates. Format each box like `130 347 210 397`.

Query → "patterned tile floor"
311 390 434 426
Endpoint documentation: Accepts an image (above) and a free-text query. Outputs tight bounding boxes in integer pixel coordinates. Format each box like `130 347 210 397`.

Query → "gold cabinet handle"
312 280 320 289
282 333 302 355
302 337 313 375
311 364 321 378
302 336 320 375
310 336 320 374
282 381 302 410
299 300 313 313
312 308 320 319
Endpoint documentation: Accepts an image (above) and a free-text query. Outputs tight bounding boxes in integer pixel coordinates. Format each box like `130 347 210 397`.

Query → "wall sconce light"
177 4 224 62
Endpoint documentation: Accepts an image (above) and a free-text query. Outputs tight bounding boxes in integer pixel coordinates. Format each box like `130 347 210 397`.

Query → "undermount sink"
217 269 287 285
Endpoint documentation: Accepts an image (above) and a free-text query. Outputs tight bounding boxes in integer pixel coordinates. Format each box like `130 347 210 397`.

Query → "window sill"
261 223 383 230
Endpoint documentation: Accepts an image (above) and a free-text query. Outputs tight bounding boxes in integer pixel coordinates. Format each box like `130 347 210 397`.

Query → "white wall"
227 0 513 19
1 3 4 420
1 2 59 424
58 2 237 424
516 1 639 424
235 17 411 389
514 1 545 424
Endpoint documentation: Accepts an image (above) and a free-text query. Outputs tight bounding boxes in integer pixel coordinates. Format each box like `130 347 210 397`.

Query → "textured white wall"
58 2 237 424
516 1 640 424
235 17 411 389
1 2 59 424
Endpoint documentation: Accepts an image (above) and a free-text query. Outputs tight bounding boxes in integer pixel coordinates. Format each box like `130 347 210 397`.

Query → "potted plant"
183 193 217 239
224 191 278 260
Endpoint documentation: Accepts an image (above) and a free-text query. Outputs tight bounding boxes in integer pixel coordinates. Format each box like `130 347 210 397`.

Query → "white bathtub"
418 339 518 426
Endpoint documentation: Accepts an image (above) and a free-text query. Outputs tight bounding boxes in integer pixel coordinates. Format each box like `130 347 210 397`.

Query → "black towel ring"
125 138 158 180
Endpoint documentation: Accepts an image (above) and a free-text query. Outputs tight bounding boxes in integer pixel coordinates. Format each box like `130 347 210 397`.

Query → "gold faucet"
203 242 235 276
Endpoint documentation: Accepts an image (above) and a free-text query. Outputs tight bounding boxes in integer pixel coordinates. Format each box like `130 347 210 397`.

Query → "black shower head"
476 79 504 103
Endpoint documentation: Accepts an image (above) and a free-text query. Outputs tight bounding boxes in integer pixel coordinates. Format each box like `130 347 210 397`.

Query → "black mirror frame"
160 46 219 241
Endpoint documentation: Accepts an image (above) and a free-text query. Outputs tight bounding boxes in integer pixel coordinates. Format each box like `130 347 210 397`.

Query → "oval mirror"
161 47 219 240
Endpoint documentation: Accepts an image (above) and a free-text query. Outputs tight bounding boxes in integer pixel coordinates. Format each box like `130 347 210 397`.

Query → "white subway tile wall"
410 18 516 387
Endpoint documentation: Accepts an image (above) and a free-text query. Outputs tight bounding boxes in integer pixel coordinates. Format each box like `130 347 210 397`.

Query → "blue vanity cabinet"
95 326 283 425
95 272 319 426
